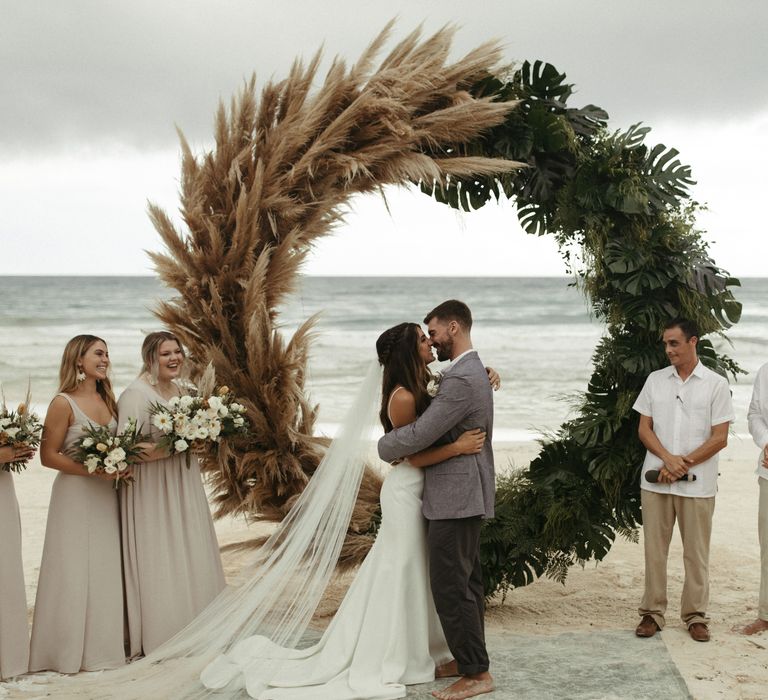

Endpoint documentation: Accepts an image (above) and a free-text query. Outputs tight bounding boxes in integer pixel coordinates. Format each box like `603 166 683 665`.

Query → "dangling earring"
76 368 86 384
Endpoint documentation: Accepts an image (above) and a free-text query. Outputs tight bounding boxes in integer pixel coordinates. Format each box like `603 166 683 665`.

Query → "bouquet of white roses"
0 391 43 473
149 386 250 467
73 418 145 488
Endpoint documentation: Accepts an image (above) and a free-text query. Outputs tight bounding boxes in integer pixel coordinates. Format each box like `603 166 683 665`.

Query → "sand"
3 438 767 699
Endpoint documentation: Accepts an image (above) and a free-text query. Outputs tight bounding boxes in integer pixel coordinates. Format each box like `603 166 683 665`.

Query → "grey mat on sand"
407 630 691 699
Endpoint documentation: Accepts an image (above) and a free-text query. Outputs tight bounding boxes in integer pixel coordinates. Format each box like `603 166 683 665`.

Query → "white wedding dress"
202 444 451 699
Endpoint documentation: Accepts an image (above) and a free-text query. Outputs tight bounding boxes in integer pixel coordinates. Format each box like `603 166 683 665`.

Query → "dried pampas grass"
150 22 522 565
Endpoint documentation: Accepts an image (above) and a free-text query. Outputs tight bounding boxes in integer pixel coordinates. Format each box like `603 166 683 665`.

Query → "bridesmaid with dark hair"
29 335 126 673
0 442 35 680
118 331 225 657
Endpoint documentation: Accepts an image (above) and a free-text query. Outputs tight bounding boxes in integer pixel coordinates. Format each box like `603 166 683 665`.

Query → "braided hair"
376 322 432 432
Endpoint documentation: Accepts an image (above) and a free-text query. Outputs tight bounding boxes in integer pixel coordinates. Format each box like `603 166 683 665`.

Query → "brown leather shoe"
688 623 710 642
635 615 660 637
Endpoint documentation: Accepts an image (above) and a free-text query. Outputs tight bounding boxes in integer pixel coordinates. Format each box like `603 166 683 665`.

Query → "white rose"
234 416 245 427
81 437 94 448
195 427 209 440
4 426 20 439
179 396 194 410
168 396 180 408
207 396 222 411
104 464 117 474
84 455 101 473
217 405 229 418
108 447 126 463
174 439 189 453
117 461 128 472
205 407 219 419
0 417 10 428
230 403 244 413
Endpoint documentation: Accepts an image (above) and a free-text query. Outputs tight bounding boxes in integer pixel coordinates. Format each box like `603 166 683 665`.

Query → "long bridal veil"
64 361 383 699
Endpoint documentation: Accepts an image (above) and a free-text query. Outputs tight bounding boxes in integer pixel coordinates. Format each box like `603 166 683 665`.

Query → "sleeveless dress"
28 394 125 673
201 387 451 699
0 470 29 679
118 378 225 657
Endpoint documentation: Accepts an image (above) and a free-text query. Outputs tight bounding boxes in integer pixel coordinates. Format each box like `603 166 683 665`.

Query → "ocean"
0 276 765 441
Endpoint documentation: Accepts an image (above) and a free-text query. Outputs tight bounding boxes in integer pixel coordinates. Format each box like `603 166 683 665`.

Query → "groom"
378 300 495 700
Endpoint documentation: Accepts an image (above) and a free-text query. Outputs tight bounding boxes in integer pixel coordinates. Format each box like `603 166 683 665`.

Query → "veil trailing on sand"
64 361 383 699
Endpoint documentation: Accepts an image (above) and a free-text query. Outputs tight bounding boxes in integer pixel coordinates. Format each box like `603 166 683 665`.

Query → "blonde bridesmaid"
29 335 125 673
0 443 35 680
119 331 225 657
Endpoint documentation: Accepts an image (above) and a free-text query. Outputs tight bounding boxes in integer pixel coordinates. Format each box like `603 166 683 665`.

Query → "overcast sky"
1 0 766 276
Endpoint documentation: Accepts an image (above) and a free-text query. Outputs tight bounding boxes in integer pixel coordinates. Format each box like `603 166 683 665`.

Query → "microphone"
645 470 696 483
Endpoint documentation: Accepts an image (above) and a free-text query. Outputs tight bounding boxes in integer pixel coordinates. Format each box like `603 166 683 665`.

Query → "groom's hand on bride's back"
452 428 486 456
485 367 501 391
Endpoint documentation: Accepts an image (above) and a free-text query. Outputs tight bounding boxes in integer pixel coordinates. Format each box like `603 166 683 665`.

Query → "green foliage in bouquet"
424 60 743 596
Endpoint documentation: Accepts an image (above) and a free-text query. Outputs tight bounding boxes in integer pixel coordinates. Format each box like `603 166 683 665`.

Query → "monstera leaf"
641 142 695 208
515 60 572 101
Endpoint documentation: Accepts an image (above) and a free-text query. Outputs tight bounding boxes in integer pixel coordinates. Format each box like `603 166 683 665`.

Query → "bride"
201 321 490 699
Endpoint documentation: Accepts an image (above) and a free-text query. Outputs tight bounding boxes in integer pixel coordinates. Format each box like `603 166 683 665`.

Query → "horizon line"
2 273 767 280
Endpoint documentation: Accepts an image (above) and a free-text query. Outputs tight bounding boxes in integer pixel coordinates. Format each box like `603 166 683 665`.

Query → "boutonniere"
426 372 443 398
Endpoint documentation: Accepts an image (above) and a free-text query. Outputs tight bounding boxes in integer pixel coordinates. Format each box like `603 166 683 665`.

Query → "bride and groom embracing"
203 299 497 700
376 299 497 700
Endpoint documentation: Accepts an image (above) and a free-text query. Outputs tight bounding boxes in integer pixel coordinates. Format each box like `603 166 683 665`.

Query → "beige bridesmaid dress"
28 394 125 673
0 470 29 680
118 378 225 657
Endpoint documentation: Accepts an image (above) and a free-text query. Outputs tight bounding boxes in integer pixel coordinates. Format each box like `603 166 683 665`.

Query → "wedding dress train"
201 461 451 699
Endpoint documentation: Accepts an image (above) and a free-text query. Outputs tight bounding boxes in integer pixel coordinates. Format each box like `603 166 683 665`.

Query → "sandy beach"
4 438 767 699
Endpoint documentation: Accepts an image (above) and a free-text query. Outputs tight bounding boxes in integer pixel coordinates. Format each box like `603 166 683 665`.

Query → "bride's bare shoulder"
388 386 417 428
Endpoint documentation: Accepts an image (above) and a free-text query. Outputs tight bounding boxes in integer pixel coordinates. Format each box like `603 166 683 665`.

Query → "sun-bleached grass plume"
149 21 522 565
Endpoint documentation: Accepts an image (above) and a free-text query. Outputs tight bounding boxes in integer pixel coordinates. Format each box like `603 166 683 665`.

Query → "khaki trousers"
759 478 768 620
639 489 715 628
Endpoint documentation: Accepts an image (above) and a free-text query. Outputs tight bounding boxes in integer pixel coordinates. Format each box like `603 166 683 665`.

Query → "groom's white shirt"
442 348 477 374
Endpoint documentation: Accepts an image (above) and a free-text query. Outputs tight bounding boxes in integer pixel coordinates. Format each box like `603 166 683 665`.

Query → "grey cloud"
1 0 766 154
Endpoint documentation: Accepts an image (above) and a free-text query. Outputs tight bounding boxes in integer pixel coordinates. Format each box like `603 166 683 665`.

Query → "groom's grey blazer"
378 351 495 520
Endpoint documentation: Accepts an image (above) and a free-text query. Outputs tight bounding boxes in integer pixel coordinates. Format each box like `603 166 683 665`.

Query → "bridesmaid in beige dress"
29 335 126 673
0 443 35 680
118 331 225 657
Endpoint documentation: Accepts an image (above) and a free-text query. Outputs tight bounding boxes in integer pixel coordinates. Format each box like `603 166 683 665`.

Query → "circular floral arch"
150 26 742 593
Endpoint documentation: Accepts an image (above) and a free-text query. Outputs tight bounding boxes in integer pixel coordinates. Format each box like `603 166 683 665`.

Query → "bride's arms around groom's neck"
387 388 484 468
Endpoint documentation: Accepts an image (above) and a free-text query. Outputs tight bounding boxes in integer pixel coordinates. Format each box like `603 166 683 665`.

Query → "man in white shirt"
633 318 734 642
738 362 768 636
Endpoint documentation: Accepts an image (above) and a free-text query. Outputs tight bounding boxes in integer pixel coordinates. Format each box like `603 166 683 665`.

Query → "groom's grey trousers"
378 351 495 677
428 516 488 675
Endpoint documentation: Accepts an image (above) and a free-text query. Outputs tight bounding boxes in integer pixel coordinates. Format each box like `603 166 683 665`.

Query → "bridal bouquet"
73 418 145 488
0 393 43 473
149 386 250 467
